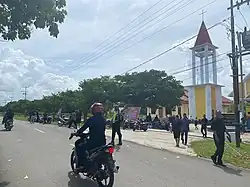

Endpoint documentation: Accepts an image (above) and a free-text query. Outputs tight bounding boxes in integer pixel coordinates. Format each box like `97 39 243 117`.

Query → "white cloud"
0 47 78 102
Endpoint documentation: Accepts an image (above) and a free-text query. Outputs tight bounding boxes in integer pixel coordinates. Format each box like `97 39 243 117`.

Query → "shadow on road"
0 181 10 187
68 171 98 187
216 165 243 176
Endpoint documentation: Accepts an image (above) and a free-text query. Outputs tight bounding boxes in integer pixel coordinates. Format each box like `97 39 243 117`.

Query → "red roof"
194 21 213 47
222 96 233 104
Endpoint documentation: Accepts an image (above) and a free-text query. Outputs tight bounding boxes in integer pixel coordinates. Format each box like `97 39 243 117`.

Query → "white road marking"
24 175 29 179
8 159 12 162
34 128 45 134
70 144 75 147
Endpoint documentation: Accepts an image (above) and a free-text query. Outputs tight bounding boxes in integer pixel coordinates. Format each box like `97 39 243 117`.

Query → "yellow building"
228 73 250 99
228 72 250 117
171 89 232 118
147 89 232 119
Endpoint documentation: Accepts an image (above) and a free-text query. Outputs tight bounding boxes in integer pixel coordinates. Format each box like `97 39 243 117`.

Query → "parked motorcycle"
5 119 14 131
42 116 52 124
69 132 119 187
57 116 69 127
132 120 148 132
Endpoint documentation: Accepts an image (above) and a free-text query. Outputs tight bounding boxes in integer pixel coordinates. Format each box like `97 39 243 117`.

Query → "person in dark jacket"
194 117 198 130
172 115 182 147
181 113 190 145
146 113 152 122
68 110 77 129
111 106 123 146
2 109 14 124
211 110 231 166
74 103 106 171
35 111 39 122
201 114 208 138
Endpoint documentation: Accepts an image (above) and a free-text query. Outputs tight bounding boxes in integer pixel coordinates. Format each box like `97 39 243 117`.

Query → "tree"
0 0 67 41
0 69 184 118
79 76 121 121
115 70 184 111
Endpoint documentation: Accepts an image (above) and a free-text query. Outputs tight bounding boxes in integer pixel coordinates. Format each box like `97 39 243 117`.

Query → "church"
147 21 233 120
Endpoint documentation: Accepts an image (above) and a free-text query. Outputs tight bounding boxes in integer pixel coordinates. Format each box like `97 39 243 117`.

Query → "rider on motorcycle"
2 108 14 125
74 102 106 171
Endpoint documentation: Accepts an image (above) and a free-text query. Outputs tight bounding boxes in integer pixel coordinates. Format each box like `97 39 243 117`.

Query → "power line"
72 0 179 66
238 9 248 27
70 0 198 70
71 0 217 74
181 56 250 81
169 52 229 75
121 17 231 74
170 54 229 77
76 0 197 68
77 0 166 64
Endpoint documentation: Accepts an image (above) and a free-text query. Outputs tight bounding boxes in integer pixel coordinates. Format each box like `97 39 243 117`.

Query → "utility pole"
228 0 250 147
21 86 28 100
229 0 240 147
237 32 245 115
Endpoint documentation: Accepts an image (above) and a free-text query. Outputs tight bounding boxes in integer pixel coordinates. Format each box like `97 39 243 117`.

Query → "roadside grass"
14 114 27 121
191 139 250 169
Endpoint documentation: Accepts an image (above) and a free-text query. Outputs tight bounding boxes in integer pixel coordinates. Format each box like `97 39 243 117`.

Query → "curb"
106 135 197 157
107 134 250 172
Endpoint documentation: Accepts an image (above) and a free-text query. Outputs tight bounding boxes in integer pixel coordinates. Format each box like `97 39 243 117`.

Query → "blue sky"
0 0 250 102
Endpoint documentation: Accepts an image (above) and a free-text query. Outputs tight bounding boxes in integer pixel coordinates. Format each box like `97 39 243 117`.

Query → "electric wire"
121 17 231 74
69 0 198 69
69 0 217 73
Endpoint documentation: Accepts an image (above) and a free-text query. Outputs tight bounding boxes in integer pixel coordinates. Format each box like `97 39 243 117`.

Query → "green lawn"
14 115 27 121
191 139 250 169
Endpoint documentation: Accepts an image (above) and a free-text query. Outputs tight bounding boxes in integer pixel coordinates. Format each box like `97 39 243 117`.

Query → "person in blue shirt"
74 102 106 171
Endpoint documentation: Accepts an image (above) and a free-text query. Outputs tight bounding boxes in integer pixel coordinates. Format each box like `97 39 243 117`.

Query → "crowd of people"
1 105 232 167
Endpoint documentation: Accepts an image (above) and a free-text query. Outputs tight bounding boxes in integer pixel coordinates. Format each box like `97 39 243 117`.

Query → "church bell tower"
185 21 223 120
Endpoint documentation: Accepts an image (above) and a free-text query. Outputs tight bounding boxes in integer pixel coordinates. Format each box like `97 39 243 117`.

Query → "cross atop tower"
199 10 207 21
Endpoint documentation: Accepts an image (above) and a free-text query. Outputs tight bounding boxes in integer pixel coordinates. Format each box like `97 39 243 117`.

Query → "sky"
0 0 250 104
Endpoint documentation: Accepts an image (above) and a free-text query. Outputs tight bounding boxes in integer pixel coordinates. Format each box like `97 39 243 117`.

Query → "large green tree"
79 76 121 120
0 0 67 40
115 70 184 111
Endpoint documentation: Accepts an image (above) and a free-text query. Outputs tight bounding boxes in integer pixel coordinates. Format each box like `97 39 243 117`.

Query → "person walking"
111 106 123 146
68 110 77 129
194 117 198 130
181 113 190 146
201 114 208 138
211 110 231 166
172 115 182 147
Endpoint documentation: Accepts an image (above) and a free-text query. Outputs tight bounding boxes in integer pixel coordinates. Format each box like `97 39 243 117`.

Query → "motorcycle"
69 132 119 187
132 120 148 132
57 116 69 127
5 119 14 131
42 116 52 124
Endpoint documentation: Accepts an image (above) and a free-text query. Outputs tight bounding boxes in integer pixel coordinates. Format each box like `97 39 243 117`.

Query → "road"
0 121 249 187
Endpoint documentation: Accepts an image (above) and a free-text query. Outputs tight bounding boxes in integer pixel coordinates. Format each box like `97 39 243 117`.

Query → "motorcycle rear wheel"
96 164 114 187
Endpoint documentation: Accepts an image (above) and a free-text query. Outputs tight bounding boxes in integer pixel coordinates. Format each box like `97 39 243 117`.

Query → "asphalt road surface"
0 120 249 187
